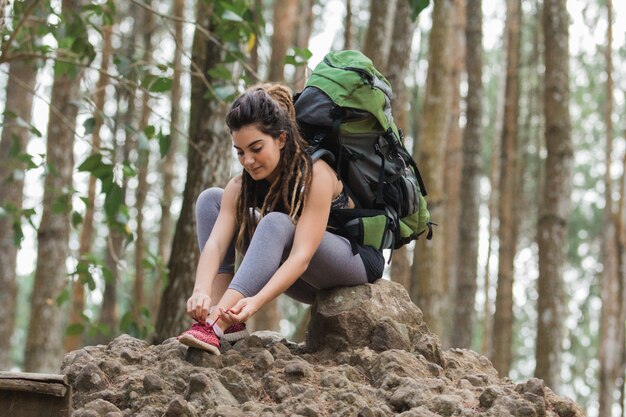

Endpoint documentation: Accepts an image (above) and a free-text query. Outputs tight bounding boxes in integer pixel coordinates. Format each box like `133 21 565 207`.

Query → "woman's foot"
178 321 221 355
223 322 250 343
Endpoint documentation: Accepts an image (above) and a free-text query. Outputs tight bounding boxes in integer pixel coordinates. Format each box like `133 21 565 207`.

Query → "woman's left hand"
221 296 262 324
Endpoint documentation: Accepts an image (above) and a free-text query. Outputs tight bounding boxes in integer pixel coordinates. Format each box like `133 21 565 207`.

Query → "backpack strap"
310 148 335 165
324 106 345 172
383 129 428 197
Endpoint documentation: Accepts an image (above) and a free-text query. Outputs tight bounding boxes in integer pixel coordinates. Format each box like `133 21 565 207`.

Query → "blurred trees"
412 0 455 337
492 0 521 377
535 0 572 392
0 0 42 370
452 0 483 349
0 1 624 414
24 0 90 372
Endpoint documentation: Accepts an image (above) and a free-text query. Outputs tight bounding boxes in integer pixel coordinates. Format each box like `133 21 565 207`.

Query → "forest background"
0 0 625 416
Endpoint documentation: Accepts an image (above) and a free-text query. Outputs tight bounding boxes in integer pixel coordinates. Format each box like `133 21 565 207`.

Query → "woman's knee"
196 187 223 216
256 212 294 235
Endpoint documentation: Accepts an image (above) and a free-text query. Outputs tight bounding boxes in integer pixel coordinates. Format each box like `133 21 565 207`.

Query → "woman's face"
232 125 285 182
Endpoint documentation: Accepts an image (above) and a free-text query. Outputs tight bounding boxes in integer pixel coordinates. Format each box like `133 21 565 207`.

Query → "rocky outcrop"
62 280 585 417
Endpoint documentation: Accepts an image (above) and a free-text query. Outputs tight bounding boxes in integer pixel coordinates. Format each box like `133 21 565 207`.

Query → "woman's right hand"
186 291 212 324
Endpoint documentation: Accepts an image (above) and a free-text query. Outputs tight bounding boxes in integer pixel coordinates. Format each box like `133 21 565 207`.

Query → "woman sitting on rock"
178 84 384 355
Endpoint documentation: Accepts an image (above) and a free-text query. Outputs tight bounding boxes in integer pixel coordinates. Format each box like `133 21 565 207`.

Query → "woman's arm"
187 176 240 322
225 162 335 322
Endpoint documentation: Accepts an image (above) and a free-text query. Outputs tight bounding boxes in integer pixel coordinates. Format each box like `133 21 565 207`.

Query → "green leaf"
12 221 24 247
30 126 42 137
104 184 123 220
409 0 430 21
158 132 171 158
78 153 103 172
56 288 70 306
83 117 96 135
284 55 301 66
207 65 233 81
102 266 114 284
293 47 313 60
284 48 311 66
148 77 173 93
143 125 156 139
72 211 83 228
16 152 38 169
66 323 85 336
83 274 97 291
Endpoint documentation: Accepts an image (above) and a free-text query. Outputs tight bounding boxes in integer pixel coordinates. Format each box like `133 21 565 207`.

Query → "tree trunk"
95 2 137 345
0 0 6 37
491 0 521 378
617 130 626 417
0 58 38 369
344 0 352 50
133 2 155 326
412 0 455 338
451 0 483 350
534 0 572 392
24 0 85 372
155 0 185 315
387 0 416 290
599 0 622 412
65 23 113 352
154 1 232 341
268 0 298 82
293 0 314 91
442 0 466 346
362 0 396 73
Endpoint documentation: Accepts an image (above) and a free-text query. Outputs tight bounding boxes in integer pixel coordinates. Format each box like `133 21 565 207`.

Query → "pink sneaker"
223 322 250 343
178 321 221 355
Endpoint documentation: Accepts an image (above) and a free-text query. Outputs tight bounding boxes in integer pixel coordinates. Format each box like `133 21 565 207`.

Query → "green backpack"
294 50 434 252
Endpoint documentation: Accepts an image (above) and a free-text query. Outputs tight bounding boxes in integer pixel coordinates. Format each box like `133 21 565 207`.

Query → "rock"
397 407 440 417
143 374 164 393
164 396 197 417
83 399 120 414
75 363 108 392
369 350 434 387
185 347 223 368
185 373 211 397
307 280 443 363
209 405 246 417
253 349 275 370
61 281 586 417
426 394 463 416
545 388 585 417
284 361 313 378
480 386 506 408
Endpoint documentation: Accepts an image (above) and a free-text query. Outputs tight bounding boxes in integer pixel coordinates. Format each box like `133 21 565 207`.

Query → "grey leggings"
196 187 369 304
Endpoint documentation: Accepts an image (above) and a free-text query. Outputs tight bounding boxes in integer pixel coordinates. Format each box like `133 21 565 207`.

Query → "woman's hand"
186 291 212 323
221 296 262 324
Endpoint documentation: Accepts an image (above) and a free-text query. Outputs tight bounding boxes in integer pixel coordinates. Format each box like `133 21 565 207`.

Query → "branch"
0 0 45 64
129 0 262 81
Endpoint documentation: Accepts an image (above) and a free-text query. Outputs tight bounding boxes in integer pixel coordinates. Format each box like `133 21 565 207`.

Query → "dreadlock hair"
226 84 313 253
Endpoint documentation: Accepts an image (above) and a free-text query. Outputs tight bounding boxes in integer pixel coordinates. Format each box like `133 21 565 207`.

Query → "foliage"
408 0 430 21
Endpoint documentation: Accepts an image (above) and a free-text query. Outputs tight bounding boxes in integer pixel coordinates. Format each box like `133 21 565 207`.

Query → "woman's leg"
195 187 236 302
208 212 368 329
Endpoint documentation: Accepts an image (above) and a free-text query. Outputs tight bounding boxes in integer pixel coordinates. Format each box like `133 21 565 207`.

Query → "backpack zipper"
323 57 374 86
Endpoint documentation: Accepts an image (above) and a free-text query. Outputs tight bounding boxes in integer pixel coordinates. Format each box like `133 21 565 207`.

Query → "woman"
178 84 384 355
